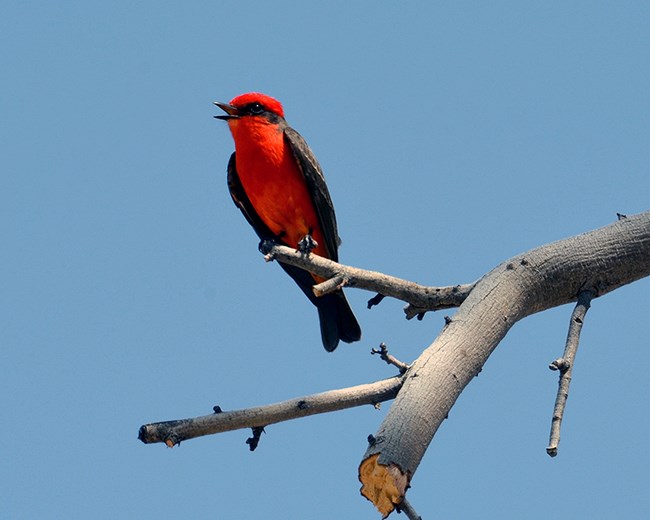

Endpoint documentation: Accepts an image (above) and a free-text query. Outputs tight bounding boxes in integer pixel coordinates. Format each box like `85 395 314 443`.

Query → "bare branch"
546 289 595 457
140 211 650 518
267 244 474 313
138 375 405 447
359 211 650 517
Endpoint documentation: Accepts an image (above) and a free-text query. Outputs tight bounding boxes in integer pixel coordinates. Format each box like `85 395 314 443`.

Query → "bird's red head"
214 92 285 122
229 93 284 118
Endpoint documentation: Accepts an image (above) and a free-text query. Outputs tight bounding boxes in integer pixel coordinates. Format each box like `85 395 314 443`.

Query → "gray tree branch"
546 289 594 457
264 243 474 313
139 210 650 519
359 211 650 517
138 375 405 447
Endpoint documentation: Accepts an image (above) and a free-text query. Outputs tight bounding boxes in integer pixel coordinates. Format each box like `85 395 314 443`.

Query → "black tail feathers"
317 291 361 352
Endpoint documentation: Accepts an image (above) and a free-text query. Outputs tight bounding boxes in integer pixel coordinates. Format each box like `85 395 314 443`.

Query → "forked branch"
140 211 650 518
359 211 650 517
265 243 474 315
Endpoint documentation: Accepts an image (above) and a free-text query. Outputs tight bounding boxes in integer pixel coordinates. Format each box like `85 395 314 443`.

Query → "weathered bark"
359 211 650 516
138 375 404 446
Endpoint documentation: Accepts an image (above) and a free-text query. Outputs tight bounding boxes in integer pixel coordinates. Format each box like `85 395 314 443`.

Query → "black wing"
283 126 341 262
226 152 277 242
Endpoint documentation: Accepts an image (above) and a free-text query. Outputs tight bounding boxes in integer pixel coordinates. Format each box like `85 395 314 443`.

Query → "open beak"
213 101 239 120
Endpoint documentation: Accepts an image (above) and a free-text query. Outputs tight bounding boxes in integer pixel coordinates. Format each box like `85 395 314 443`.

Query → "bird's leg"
297 234 318 255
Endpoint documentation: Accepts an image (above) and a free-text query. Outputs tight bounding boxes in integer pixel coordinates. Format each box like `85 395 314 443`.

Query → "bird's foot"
258 239 277 261
297 234 318 255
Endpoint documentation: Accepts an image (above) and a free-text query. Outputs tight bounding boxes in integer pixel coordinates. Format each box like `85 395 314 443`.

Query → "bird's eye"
248 103 264 115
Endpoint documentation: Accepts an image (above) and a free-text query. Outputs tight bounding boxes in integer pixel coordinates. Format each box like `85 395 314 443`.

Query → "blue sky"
2 2 649 518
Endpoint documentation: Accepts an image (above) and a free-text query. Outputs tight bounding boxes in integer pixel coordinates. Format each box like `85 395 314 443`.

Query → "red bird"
215 92 361 351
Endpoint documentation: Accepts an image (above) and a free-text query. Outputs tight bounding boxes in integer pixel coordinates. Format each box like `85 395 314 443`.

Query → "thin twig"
267 244 474 314
139 375 405 447
546 289 595 457
371 343 410 374
397 497 422 520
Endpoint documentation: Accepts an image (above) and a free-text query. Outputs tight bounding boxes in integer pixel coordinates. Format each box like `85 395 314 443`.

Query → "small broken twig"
367 293 386 309
246 426 265 451
371 343 410 374
546 289 595 457
313 274 348 297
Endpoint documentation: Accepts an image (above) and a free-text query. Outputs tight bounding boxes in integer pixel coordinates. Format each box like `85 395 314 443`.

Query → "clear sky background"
2 2 649 519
